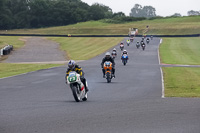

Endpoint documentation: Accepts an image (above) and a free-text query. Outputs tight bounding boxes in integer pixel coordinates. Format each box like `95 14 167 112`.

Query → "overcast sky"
81 0 200 16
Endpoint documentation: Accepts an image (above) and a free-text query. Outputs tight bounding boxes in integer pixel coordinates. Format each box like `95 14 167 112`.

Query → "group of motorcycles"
66 36 153 102
137 36 152 50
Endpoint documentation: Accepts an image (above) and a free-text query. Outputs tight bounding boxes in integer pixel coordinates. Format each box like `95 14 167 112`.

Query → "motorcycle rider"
141 41 146 48
101 52 115 78
146 37 150 42
151 35 153 40
66 60 89 93
136 41 140 46
121 49 129 59
127 39 130 44
112 48 117 54
122 49 128 56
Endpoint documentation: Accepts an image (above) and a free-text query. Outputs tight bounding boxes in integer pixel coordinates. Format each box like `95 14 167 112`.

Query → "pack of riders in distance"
65 36 151 101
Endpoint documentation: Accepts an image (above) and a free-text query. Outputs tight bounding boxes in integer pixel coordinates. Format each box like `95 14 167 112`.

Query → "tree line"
0 0 113 30
0 0 199 30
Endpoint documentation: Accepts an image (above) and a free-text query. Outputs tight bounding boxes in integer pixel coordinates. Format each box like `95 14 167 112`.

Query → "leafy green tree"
171 13 182 17
187 10 200 16
130 4 156 18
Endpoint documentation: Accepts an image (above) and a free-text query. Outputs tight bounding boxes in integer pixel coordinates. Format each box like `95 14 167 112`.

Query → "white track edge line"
158 38 165 98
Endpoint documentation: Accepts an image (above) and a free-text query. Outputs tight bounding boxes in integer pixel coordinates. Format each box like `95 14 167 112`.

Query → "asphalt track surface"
1 37 200 133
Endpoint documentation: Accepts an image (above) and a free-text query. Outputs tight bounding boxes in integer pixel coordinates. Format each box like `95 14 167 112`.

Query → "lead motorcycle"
66 71 88 102
103 61 113 83
121 54 128 65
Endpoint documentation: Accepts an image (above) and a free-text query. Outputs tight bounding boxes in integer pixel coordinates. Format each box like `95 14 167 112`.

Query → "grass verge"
0 36 25 49
160 37 200 97
163 67 200 97
0 63 63 79
160 37 200 65
49 37 123 60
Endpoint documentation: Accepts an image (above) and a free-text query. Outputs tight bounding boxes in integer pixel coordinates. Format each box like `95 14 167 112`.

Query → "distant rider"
122 49 128 56
112 48 117 56
66 60 89 93
101 52 115 78
121 49 129 59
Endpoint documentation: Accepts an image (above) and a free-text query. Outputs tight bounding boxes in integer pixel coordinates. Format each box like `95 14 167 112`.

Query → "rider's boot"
82 78 89 93
102 69 105 78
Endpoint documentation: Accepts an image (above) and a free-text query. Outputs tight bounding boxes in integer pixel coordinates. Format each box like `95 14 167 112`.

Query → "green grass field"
0 37 123 78
160 37 200 65
160 37 200 97
0 63 63 78
0 36 25 49
1 16 200 35
49 37 123 60
163 67 200 97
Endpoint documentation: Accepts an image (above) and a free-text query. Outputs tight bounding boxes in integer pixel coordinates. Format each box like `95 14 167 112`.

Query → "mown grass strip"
0 63 63 79
49 37 123 60
160 37 200 65
162 67 200 97
0 36 25 49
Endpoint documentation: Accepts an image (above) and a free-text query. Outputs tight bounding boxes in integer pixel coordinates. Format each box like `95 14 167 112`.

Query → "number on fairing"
68 76 77 82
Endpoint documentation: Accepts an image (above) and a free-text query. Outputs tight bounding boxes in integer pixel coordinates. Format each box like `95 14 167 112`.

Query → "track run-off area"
0 37 200 133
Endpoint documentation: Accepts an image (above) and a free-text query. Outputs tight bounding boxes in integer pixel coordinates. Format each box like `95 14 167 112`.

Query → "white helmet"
123 49 127 52
105 52 111 56
68 60 76 69
105 52 111 59
113 48 116 51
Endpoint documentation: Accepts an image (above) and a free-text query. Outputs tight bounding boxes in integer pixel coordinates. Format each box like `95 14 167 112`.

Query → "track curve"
1 37 200 133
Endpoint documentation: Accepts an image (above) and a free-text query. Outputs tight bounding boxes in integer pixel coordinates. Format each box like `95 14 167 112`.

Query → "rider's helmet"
105 52 111 59
123 49 127 53
137 41 139 43
68 60 76 69
113 48 116 51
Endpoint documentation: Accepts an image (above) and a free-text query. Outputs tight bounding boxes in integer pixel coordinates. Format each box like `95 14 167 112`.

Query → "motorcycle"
136 42 140 49
142 44 145 51
120 43 124 51
151 36 153 40
130 37 134 42
66 71 88 102
146 38 150 44
127 41 130 46
111 51 117 59
103 61 113 83
121 54 128 65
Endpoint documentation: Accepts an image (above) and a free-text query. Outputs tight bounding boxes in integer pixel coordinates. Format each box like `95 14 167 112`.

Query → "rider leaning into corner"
101 52 115 78
66 60 89 93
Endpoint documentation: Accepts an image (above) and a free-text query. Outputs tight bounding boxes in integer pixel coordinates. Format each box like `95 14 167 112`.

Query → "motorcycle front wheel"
106 73 111 83
71 86 81 102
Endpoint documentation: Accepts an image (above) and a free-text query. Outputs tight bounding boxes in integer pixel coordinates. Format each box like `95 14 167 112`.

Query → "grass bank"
160 37 200 97
49 37 123 60
0 63 63 79
1 16 200 35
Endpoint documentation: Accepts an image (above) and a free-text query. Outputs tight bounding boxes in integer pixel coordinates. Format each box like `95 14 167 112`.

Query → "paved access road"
1 37 200 133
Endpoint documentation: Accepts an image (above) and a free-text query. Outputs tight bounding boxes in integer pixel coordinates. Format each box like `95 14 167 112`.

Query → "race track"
1 37 200 133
